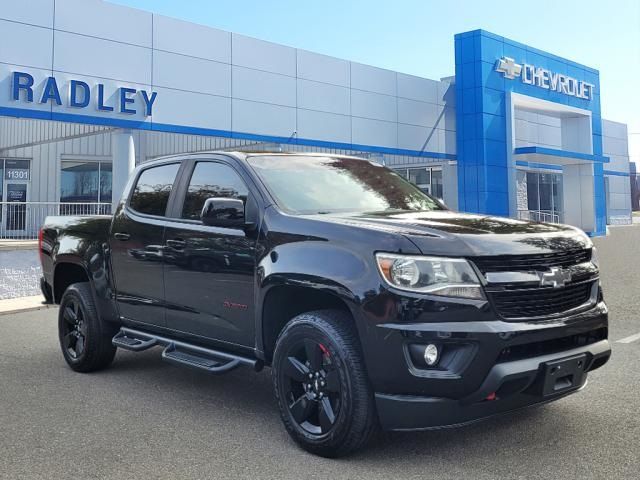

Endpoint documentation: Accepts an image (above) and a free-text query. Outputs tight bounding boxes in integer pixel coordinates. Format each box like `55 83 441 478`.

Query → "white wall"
514 109 562 149
602 119 631 223
602 120 630 172
0 0 455 155
563 163 595 232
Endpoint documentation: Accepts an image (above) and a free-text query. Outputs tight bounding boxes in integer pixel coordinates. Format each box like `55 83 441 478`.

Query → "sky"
111 0 640 161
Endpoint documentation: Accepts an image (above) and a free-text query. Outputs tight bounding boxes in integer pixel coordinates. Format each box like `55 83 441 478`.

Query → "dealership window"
60 160 113 204
394 167 443 199
181 162 249 220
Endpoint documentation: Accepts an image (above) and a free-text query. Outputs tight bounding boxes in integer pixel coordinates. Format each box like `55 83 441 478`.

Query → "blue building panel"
483 139 508 166
513 147 610 164
484 165 509 194
477 87 505 116
592 135 603 155
481 113 506 141
478 61 505 91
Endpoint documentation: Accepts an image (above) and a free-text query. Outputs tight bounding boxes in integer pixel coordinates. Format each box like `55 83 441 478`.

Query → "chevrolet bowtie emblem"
495 57 522 80
539 267 572 288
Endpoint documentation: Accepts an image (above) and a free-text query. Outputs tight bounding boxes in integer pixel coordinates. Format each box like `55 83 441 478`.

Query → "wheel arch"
53 258 120 325
53 261 91 303
259 284 357 365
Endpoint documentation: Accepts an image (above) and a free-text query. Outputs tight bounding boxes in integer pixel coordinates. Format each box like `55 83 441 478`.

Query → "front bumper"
375 339 611 431
356 290 611 431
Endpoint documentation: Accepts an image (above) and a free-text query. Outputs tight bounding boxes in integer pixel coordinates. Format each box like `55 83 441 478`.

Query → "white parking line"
616 332 640 344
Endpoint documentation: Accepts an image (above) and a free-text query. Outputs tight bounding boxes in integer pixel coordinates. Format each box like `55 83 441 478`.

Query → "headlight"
375 253 484 299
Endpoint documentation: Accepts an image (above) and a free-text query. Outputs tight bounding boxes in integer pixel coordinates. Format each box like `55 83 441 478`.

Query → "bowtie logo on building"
495 57 522 79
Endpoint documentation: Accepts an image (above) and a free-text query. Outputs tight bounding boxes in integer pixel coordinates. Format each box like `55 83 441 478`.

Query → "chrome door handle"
166 239 186 249
114 232 130 241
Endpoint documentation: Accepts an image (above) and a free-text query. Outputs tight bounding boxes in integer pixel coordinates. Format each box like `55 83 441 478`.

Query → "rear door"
163 158 259 347
110 161 182 327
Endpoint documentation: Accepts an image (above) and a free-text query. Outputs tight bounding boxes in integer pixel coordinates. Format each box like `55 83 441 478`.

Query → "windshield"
246 155 444 215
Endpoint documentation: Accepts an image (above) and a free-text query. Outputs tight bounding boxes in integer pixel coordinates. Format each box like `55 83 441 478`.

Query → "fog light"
424 344 439 366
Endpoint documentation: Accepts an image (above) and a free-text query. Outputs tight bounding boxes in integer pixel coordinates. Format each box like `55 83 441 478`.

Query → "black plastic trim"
113 327 262 373
375 339 611 431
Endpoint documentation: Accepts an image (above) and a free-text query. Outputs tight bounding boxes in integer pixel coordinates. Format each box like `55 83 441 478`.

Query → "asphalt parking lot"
0 249 41 300
1 226 639 480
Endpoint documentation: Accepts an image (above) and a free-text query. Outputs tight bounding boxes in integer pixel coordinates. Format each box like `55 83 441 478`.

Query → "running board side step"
112 327 261 374
162 344 241 374
112 329 157 351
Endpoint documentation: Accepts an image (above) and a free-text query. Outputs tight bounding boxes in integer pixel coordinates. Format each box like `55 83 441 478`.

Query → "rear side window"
181 162 249 220
129 163 180 216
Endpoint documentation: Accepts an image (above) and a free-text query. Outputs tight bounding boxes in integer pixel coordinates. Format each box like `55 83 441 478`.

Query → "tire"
272 309 377 457
40 277 53 304
58 282 117 373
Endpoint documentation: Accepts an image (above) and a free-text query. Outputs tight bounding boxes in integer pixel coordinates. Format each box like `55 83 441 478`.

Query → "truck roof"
144 150 373 165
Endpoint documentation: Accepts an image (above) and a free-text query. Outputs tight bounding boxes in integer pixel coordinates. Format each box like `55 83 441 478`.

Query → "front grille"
472 249 591 273
489 280 594 319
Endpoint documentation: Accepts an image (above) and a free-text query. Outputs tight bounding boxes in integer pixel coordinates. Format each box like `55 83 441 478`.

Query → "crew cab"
39 152 611 457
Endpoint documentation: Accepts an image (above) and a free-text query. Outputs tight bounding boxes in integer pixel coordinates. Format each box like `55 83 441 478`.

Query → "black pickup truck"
39 152 611 457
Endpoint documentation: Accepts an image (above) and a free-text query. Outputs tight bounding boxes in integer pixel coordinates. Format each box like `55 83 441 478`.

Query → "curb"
0 296 53 316
0 243 38 251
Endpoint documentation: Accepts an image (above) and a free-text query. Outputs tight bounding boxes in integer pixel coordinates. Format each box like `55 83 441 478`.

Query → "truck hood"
308 210 591 257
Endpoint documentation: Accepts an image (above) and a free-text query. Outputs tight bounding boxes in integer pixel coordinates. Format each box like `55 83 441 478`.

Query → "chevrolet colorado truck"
39 152 611 457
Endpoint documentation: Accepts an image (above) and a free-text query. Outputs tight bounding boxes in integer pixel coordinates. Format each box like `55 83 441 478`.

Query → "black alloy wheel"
282 339 341 435
60 298 87 359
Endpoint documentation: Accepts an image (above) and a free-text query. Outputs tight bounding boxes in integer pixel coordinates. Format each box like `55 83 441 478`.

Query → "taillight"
38 228 44 263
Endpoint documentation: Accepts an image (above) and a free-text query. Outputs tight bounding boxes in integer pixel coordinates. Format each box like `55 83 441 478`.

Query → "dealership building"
0 0 632 238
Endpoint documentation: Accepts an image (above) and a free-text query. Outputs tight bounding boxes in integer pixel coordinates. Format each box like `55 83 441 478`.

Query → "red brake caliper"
318 343 330 357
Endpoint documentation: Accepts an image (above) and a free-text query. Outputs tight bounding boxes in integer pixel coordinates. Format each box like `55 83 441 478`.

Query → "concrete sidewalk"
0 295 51 316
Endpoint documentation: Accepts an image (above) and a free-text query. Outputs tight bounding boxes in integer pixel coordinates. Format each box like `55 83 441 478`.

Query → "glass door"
1 159 31 236
524 171 563 223
5 183 29 231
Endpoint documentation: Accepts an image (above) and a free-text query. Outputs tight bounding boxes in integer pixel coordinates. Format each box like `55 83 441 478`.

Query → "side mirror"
201 197 245 228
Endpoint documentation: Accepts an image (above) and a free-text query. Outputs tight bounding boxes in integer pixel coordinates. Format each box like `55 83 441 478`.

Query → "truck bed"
40 215 113 290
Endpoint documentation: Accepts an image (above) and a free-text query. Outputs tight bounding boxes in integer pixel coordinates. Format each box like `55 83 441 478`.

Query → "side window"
181 162 249 220
129 163 180 216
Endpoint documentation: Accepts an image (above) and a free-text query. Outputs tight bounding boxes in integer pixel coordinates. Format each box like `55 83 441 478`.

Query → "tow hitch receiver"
540 354 587 397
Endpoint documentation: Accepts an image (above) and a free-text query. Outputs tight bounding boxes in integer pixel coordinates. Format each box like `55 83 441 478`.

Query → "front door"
110 162 182 327
163 159 257 347
1 159 31 237
526 171 563 223
4 183 28 233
